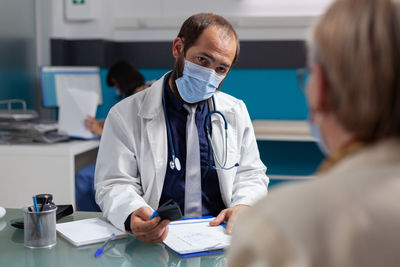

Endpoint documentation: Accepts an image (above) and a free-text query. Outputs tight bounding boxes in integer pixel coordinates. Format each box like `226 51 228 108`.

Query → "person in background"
76 60 147 211
84 60 147 136
95 13 269 243
228 0 400 266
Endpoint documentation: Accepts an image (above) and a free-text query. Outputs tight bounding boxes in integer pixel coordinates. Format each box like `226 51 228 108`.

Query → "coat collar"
137 73 168 119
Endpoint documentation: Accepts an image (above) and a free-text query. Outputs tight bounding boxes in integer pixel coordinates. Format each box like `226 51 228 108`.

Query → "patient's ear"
308 63 329 113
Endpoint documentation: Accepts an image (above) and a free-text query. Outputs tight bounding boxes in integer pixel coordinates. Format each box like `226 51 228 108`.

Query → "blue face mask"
309 116 329 156
115 88 125 99
175 60 225 103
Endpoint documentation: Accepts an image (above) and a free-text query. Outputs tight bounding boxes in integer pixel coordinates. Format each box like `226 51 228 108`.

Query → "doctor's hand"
84 115 103 136
130 206 170 243
209 204 249 235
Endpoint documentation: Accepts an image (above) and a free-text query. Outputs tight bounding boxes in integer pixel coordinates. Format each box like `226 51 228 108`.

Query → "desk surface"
0 209 227 267
0 140 100 156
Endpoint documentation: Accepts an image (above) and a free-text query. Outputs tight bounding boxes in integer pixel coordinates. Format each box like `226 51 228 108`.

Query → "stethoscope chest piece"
174 157 181 171
170 156 181 171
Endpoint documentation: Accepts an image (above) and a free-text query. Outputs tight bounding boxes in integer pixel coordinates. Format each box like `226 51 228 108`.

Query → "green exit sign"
73 0 85 4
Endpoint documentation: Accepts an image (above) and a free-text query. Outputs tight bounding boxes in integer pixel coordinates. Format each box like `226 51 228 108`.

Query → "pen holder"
23 204 57 248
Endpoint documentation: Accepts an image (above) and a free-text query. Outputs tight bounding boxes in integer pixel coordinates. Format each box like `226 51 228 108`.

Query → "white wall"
44 0 333 41
114 0 331 17
35 0 333 65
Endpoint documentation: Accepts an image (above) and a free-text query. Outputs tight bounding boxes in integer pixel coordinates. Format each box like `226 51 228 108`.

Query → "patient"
228 0 400 266
77 60 147 211
84 60 147 136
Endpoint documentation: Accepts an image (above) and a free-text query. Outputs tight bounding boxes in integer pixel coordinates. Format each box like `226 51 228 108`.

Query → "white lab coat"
95 73 269 231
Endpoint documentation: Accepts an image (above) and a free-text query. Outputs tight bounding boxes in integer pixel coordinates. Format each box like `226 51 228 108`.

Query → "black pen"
40 195 48 212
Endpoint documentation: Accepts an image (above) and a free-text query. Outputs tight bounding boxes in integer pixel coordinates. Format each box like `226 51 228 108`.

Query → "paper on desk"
164 218 231 255
56 217 127 247
57 87 98 139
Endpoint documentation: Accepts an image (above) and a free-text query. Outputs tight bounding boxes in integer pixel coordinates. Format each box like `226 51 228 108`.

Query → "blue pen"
94 233 115 258
32 195 43 235
150 210 159 220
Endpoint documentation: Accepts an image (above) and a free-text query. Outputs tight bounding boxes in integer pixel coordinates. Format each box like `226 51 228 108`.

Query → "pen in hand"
94 233 115 258
150 210 159 220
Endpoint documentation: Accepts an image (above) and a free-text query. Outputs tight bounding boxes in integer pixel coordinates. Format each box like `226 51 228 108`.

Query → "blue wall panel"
257 140 325 176
0 70 36 109
95 68 309 121
223 69 309 120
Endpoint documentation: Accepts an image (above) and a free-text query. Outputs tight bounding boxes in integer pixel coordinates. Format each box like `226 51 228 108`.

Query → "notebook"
56 218 128 247
163 217 231 257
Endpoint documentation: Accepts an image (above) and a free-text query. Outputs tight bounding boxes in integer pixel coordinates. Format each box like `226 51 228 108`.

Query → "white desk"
0 140 99 209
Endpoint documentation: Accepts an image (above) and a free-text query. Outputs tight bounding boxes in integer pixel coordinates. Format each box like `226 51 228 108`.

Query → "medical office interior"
0 0 330 210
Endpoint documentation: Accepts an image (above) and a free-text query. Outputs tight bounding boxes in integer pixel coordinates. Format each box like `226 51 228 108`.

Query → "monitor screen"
40 66 103 107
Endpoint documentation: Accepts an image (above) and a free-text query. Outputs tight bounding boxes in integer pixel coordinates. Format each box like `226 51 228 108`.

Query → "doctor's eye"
197 56 207 65
216 67 227 74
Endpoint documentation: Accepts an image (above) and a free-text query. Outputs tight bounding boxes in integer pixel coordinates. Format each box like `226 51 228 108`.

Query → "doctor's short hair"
177 13 240 65
308 0 400 142
106 60 145 97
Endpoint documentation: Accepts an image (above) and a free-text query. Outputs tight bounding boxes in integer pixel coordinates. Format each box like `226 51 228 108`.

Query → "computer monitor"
40 66 103 108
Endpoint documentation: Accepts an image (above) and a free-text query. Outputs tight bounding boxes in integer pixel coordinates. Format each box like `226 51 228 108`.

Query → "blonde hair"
309 0 400 142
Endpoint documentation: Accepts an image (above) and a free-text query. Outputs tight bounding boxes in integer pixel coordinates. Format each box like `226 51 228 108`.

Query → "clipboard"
163 217 230 258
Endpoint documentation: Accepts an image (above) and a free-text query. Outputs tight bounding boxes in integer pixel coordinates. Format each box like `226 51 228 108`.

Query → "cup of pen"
22 204 57 248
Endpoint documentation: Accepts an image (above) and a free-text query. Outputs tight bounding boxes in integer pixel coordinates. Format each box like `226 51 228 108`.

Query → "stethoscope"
162 76 239 171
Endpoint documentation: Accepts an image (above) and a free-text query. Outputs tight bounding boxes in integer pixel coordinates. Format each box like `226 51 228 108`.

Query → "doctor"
95 13 269 243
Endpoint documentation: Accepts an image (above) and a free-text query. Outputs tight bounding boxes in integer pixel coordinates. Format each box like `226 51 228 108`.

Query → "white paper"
56 218 127 247
57 87 98 138
164 218 231 255
55 73 102 105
